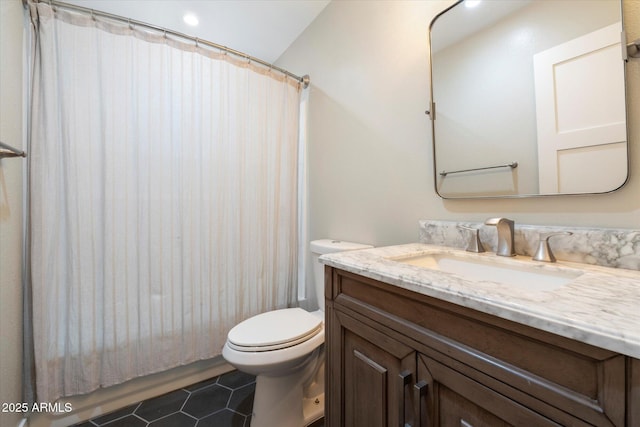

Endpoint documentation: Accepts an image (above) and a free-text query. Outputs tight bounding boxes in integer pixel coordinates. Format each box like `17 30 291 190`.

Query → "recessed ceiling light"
183 13 199 27
465 0 482 8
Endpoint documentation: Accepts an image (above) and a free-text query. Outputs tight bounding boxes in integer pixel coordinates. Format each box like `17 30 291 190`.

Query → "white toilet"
222 239 372 427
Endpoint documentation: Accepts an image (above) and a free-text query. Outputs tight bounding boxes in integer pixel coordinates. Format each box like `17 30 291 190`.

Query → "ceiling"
62 0 331 63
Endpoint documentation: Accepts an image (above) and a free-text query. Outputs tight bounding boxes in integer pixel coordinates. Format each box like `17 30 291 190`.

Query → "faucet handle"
457 225 485 253
532 232 573 263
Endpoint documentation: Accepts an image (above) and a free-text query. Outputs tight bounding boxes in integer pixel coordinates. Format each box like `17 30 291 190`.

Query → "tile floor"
73 370 324 427
74 370 256 427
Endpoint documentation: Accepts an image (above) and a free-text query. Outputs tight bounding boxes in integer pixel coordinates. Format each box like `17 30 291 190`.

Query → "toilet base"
250 347 324 427
302 392 324 426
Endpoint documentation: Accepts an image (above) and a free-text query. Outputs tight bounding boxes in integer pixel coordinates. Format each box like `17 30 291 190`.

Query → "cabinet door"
416 354 561 427
329 310 416 427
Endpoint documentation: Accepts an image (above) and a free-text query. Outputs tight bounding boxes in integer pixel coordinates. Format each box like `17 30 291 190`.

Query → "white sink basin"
394 253 583 291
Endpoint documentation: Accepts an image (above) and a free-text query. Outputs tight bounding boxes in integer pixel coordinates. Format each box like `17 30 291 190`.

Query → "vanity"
321 224 640 427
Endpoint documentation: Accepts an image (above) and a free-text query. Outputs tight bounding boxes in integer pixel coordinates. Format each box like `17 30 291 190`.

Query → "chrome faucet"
484 218 515 257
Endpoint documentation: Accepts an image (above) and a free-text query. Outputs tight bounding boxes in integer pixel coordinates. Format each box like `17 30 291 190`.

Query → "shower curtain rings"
35 0 308 86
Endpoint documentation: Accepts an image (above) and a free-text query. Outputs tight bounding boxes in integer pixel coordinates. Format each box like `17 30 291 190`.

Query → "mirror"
429 0 628 198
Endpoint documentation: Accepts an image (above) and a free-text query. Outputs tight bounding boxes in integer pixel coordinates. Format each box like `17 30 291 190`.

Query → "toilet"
222 239 373 427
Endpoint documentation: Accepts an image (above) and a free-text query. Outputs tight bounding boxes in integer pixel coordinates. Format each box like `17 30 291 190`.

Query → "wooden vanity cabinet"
325 267 639 427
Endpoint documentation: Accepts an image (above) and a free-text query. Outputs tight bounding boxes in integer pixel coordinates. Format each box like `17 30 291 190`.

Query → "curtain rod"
36 0 310 88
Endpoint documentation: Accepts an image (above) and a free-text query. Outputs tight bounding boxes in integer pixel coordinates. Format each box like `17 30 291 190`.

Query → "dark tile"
216 371 255 390
149 412 196 427
100 415 147 427
183 376 218 392
227 382 255 417
135 389 189 422
196 409 246 427
183 384 231 419
73 370 258 427
91 403 139 425
309 418 324 427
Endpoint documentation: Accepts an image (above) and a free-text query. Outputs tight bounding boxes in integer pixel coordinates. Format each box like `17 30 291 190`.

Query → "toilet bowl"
222 239 373 427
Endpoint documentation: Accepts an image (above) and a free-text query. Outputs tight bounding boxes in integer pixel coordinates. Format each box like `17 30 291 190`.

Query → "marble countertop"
320 243 640 359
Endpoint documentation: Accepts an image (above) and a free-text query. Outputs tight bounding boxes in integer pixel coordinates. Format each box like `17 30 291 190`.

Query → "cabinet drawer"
329 267 626 426
418 353 561 427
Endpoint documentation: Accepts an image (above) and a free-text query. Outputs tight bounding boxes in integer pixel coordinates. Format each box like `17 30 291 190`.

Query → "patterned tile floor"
74 370 325 427
74 370 256 427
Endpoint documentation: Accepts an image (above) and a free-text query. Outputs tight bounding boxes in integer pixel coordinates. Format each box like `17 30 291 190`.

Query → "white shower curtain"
27 2 302 403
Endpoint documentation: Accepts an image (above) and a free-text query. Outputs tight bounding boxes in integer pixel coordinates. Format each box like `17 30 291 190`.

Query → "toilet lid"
227 308 323 352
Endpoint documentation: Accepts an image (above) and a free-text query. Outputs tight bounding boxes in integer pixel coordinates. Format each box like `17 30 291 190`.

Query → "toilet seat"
227 308 323 352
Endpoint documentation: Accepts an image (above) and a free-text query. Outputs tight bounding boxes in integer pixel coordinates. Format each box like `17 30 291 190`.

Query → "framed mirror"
429 0 628 198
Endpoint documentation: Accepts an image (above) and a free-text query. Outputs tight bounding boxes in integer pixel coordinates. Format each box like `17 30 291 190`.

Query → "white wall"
0 1 24 426
276 0 640 248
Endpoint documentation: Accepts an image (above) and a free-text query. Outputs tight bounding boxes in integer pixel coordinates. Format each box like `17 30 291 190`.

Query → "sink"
393 253 583 291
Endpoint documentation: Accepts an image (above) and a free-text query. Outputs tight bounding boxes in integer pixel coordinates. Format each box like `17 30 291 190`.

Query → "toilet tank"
310 239 373 312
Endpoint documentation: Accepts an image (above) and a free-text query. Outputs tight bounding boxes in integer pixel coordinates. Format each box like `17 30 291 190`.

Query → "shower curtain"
26 2 302 403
